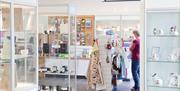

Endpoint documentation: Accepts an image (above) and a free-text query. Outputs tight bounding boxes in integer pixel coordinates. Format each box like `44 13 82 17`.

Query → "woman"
130 30 140 91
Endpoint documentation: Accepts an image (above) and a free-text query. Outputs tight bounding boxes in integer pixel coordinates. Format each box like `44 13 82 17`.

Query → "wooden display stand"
0 64 10 91
77 15 95 46
39 56 45 79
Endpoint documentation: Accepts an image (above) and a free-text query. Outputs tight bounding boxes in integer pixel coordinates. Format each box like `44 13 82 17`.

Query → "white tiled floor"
39 77 133 91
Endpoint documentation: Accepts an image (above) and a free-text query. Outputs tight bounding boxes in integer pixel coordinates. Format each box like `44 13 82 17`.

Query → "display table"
45 57 90 77
15 83 37 91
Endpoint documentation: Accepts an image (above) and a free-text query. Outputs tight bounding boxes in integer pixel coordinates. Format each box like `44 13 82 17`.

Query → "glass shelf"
148 60 180 63
147 35 180 37
0 55 33 60
45 71 75 76
148 85 180 89
0 61 10 64
145 6 180 91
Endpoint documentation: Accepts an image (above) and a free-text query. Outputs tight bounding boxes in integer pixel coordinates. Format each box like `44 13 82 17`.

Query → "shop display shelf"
45 71 75 76
0 55 33 60
46 56 90 60
147 35 180 37
145 10 180 91
14 55 33 59
148 85 180 89
45 72 69 75
16 42 34 44
0 60 10 64
15 83 37 91
147 60 180 63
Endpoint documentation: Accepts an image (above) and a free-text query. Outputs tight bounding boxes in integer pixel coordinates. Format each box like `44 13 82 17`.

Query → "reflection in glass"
0 2 11 91
14 5 37 89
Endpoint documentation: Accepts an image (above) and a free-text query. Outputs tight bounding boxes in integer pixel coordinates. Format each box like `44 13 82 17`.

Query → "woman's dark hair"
133 30 140 37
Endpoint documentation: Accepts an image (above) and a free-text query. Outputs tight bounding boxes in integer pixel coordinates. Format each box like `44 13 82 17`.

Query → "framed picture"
85 19 91 28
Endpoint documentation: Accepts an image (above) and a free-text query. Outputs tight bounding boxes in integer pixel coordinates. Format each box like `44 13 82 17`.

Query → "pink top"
131 39 140 61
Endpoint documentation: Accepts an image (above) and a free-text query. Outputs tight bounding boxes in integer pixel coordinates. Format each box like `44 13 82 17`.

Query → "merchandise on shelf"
168 73 180 88
170 26 179 36
152 73 163 87
145 9 180 91
76 16 95 46
167 48 180 62
153 28 164 35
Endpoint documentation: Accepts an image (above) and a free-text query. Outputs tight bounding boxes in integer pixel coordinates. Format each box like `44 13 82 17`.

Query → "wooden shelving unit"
76 15 95 46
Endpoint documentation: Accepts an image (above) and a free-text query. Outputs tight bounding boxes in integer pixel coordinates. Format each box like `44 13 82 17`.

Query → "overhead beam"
104 0 140 2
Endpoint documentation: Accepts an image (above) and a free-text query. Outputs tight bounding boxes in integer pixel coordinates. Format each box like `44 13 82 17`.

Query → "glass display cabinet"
145 9 180 91
38 4 77 91
0 2 11 91
0 0 38 91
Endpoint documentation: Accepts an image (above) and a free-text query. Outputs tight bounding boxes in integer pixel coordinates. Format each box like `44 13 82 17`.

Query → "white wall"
0 0 37 5
145 0 180 9
14 0 37 6
38 0 141 15
96 15 140 21
39 6 69 15
38 16 48 33
73 2 141 15
0 0 11 2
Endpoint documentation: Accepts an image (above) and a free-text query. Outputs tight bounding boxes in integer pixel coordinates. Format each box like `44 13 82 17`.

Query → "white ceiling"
38 0 100 4
38 0 141 15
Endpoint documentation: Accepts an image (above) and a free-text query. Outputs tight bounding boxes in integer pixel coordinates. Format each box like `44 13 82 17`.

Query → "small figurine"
51 66 58 73
168 73 180 87
153 28 158 35
152 73 163 86
153 28 164 35
168 49 180 62
152 53 160 61
159 29 164 35
170 26 179 35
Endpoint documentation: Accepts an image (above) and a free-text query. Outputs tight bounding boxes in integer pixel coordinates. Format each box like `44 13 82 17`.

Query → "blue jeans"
131 60 140 90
